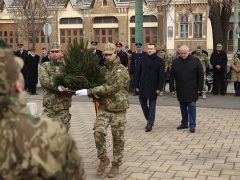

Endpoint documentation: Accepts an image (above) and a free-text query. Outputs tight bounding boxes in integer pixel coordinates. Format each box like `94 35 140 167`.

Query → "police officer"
192 46 209 99
90 40 104 66
39 42 72 130
130 42 145 95
0 41 85 179
75 43 130 178
115 42 128 67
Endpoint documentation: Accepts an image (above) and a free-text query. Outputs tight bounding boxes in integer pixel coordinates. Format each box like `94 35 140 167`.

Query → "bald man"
170 45 204 133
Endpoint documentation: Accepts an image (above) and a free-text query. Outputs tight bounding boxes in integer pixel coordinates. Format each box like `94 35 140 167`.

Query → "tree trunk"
208 1 232 52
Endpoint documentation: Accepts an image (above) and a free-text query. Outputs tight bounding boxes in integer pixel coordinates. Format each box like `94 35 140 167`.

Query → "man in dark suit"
15 43 28 91
115 42 128 67
135 43 165 132
26 48 40 95
91 40 104 66
130 42 145 95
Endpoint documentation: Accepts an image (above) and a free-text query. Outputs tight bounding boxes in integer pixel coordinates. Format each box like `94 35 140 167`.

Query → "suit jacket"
15 50 28 74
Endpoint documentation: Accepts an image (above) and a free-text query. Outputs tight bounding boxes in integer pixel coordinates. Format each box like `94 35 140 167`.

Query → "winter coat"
135 53 165 100
210 51 228 73
231 54 240 82
170 55 204 102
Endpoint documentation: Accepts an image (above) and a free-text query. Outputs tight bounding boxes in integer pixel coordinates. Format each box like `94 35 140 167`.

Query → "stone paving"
29 96 240 180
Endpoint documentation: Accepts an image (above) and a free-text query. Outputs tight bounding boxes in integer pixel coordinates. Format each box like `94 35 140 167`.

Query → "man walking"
135 43 165 132
39 42 72 130
170 45 204 133
75 43 130 178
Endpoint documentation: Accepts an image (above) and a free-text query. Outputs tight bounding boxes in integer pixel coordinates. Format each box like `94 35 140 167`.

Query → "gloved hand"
75 89 88 96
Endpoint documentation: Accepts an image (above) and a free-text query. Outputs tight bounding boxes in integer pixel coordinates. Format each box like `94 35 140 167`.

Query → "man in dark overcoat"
135 43 165 132
15 43 28 90
170 45 204 133
26 48 40 95
210 43 228 95
130 42 146 95
91 40 104 66
115 42 128 67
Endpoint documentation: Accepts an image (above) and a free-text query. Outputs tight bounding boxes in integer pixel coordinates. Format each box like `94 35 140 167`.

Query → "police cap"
90 40 98 46
115 42 123 47
135 42 142 48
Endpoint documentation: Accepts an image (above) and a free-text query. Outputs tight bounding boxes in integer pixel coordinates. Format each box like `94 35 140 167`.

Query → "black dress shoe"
145 127 152 132
176 125 188 130
189 128 195 133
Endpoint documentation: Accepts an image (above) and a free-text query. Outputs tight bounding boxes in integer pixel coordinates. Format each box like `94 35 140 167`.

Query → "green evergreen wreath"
53 38 105 91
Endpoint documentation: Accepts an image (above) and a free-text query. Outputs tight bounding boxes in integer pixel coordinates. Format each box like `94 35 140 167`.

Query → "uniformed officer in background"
130 42 146 95
115 42 128 67
90 40 104 66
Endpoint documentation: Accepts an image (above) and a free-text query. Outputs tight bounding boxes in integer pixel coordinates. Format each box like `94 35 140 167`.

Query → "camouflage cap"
103 43 116 54
50 42 62 51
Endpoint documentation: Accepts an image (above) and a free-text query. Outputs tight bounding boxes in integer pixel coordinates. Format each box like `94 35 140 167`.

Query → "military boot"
96 157 110 176
107 165 119 178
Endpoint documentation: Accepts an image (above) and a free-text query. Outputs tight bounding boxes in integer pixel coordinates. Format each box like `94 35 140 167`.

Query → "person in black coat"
90 40 104 66
26 48 40 95
40 48 50 64
115 42 128 67
15 43 28 91
170 45 204 133
130 42 146 95
135 43 165 132
210 43 228 95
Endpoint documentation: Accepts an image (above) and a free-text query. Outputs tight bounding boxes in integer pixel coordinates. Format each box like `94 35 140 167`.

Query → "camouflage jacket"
88 57 130 112
0 92 85 180
39 58 72 112
193 52 209 72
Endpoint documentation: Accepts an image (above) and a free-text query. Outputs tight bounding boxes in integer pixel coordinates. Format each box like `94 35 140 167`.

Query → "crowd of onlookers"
14 44 50 95
14 41 240 97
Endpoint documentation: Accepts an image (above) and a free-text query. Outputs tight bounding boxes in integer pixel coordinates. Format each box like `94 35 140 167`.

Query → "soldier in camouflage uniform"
0 44 85 179
158 48 172 95
192 46 209 99
76 42 130 178
39 42 72 130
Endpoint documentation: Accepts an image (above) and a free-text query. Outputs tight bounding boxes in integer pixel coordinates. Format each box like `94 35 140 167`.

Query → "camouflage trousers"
41 108 71 131
94 109 127 166
202 73 207 95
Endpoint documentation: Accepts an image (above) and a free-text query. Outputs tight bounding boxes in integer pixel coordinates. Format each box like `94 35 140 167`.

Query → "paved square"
31 98 240 180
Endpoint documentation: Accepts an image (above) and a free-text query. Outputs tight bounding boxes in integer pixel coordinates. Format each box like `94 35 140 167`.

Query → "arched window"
180 15 188 38
60 18 82 24
94 17 118 23
130 15 157 23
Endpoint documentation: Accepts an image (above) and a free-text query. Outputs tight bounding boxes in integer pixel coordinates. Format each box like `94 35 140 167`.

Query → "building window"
194 14 202 38
103 0 107 6
94 17 118 23
130 15 157 23
130 27 157 46
94 28 118 49
60 18 82 24
60 28 83 46
180 15 188 38
228 30 233 40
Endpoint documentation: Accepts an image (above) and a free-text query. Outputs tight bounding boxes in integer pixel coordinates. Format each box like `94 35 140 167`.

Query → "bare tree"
208 0 233 51
5 0 59 49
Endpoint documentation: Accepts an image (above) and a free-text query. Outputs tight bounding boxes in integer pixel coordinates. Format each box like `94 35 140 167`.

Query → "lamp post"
233 0 239 53
135 0 143 44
